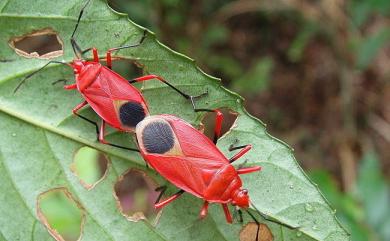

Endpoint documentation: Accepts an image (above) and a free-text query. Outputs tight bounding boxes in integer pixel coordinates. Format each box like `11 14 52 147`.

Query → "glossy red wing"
144 153 224 198
82 86 120 127
161 115 229 165
97 67 146 103
81 66 148 129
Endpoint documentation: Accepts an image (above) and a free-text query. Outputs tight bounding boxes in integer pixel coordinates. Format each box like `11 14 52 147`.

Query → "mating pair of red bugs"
16 0 271 238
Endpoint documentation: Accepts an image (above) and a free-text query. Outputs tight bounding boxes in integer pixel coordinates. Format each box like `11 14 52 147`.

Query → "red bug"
134 109 262 223
14 0 205 151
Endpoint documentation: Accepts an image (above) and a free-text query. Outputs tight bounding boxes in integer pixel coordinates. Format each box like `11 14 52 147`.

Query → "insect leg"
236 166 261 175
210 109 224 144
188 109 223 144
70 0 92 58
72 102 139 152
245 209 260 241
229 145 252 163
129 75 208 109
154 186 167 204
52 79 70 86
106 30 147 69
64 83 77 90
154 189 185 209
250 204 299 229
92 48 99 63
98 120 140 152
72 101 99 136
221 204 233 223
53 80 78 90
238 209 244 223
228 140 251 152
199 201 209 219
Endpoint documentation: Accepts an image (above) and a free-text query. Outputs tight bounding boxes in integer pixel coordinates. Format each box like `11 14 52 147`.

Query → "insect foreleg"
199 201 209 219
155 189 185 209
221 204 233 223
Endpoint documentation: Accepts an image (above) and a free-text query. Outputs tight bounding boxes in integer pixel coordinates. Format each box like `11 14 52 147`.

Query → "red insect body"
135 114 261 223
69 58 149 132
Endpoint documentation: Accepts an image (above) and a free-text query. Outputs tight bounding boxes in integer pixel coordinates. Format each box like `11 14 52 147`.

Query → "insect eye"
242 189 248 195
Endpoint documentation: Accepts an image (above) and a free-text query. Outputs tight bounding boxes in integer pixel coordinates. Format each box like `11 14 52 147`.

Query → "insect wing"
164 115 228 164
82 67 148 129
98 67 146 103
144 154 222 198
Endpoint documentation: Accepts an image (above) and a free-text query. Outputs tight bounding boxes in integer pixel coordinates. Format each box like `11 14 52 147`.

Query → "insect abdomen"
119 101 146 128
141 120 175 154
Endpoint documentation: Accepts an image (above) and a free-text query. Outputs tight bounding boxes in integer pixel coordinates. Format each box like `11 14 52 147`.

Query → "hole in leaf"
240 223 273 241
71 146 109 190
37 187 85 241
201 108 238 140
114 169 161 223
9 28 63 59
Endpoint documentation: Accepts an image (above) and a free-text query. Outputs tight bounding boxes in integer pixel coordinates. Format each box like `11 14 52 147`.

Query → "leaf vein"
0 150 36 220
0 0 10 13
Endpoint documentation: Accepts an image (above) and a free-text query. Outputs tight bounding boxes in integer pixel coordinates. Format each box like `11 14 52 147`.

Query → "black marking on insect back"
142 121 175 154
119 102 146 127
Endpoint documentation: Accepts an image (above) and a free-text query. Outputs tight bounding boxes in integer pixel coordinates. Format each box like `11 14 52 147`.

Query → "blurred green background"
39 0 390 240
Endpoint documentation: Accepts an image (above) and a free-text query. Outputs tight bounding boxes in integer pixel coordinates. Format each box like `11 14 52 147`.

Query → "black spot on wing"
119 102 146 127
142 121 175 154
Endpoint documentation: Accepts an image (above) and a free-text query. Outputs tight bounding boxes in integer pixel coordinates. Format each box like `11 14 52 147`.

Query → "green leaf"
356 151 390 241
0 0 349 240
356 28 390 70
287 23 318 63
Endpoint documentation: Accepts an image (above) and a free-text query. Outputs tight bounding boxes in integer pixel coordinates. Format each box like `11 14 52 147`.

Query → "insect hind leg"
128 74 208 112
221 204 233 223
72 102 139 152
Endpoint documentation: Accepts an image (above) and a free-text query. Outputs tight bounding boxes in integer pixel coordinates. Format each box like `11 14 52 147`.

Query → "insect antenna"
244 209 260 241
250 202 298 229
13 61 70 93
70 0 92 58
236 208 244 223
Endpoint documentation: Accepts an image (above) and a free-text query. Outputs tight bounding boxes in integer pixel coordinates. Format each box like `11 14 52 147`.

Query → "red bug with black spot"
135 110 262 224
14 0 205 151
